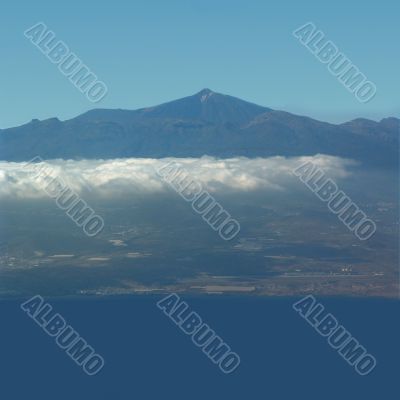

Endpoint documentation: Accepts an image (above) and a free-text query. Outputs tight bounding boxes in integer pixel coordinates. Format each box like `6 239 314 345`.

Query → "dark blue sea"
0 296 398 399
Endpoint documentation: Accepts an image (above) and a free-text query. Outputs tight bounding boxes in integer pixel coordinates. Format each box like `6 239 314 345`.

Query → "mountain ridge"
0 89 398 166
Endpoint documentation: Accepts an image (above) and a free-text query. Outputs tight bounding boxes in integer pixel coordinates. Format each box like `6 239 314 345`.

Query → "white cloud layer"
0 155 355 199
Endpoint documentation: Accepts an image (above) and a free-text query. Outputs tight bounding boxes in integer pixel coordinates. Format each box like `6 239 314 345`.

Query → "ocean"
1 295 398 399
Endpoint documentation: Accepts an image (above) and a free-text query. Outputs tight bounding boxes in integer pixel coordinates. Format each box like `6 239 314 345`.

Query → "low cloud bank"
0 155 355 199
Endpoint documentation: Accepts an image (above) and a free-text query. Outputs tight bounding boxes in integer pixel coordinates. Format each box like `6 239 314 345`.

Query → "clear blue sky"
1 0 398 128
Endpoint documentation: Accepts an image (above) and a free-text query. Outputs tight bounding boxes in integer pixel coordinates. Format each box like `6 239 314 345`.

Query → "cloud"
0 155 355 199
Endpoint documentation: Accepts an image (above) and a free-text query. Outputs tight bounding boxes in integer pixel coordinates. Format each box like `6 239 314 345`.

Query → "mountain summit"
134 88 270 125
0 90 398 166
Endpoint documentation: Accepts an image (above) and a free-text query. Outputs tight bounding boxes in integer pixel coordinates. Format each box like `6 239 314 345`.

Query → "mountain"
0 89 398 167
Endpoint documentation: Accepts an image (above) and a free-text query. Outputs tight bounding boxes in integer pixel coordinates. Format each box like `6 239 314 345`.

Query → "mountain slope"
0 89 398 166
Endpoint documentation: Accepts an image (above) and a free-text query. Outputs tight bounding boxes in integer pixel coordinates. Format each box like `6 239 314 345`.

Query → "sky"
0 0 399 128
